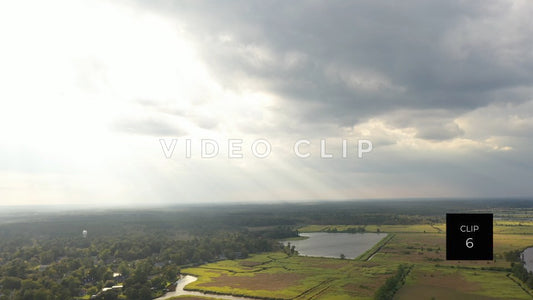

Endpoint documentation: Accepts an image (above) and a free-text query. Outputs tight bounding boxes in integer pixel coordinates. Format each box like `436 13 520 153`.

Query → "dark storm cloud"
136 0 533 130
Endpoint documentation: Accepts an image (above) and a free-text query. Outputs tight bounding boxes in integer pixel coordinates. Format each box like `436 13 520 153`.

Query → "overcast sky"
1 0 532 206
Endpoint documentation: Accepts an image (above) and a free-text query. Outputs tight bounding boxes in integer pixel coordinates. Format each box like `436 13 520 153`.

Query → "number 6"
466 238 474 248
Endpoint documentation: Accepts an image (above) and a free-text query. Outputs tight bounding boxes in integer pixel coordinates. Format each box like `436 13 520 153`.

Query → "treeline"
504 249 533 289
374 264 412 300
504 249 522 262
0 208 434 242
0 224 297 300
510 262 533 288
326 226 365 233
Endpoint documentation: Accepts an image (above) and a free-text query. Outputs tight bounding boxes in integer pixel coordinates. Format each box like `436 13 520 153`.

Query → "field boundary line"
506 273 533 298
357 233 395 261
430 223 442 233
292 278 336 300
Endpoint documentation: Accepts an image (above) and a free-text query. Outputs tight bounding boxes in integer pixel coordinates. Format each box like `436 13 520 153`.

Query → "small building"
112 272 124 282
102 285 123 292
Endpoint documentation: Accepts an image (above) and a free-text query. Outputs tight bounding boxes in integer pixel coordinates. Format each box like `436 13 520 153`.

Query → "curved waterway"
154 275 256 300
155 233 385 299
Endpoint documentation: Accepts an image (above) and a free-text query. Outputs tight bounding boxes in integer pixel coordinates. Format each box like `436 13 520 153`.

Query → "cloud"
415 122 464 141
459 100 533 139
2 0 533 205
113 118 185 136
136 0 533 127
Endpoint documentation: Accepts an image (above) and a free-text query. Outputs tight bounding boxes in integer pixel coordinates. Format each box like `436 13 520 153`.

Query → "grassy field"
396 266 528 300
182 252 397 300
167 296 226 300
181 223 533 300
300 222 533 235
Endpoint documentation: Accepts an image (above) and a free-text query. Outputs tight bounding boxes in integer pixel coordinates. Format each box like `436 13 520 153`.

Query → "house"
102 285 123 292
112 272 124 282
154 261 166 268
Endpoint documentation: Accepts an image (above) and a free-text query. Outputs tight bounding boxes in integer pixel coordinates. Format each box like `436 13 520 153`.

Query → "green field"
182 252 397 300
2 202 533 299
181 223 533 300
167 296 227 300
396 266 528 300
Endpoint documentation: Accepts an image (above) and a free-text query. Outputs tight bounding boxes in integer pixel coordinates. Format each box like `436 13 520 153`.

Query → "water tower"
82 229 88 238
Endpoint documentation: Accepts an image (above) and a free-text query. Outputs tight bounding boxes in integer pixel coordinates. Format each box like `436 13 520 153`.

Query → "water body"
155 233 385 299
522 247 533 272
286 232 385 259
154 275 256 300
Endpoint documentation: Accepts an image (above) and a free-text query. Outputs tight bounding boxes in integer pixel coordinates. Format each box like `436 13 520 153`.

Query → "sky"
1 0 533 206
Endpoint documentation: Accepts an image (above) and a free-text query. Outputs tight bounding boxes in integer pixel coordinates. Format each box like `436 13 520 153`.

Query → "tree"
95 289 119 300
118 261 131 277
104 280 115 288
40 250 55 264
124 283 151 300
61 275 81 297
21 279 42 290
1 276 21 289
162 265 178 282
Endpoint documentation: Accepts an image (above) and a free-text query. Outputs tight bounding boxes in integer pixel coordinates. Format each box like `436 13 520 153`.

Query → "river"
154 275 256 300
156 232 385 299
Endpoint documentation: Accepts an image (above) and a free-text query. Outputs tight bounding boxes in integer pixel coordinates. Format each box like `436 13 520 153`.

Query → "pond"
522 247 533 272
285 232 385 259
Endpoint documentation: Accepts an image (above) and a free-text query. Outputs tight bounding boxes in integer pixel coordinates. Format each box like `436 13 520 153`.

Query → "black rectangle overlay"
446 213 493 260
